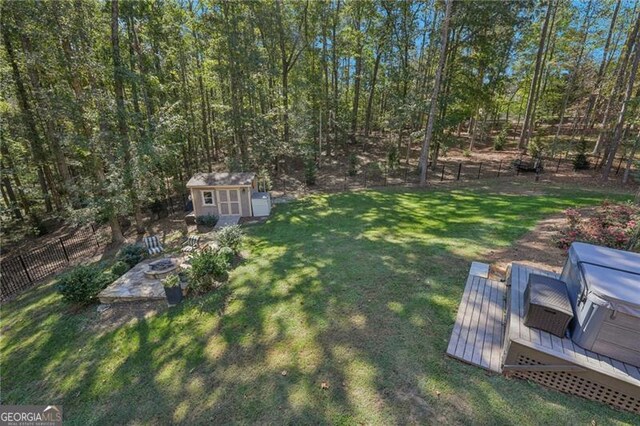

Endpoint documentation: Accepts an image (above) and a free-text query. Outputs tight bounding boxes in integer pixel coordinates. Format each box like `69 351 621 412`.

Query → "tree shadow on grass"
2 188 637 424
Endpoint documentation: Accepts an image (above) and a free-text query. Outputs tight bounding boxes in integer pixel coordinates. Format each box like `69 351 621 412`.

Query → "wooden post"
497 160 502 177
344 170 347 190
477 162 482 179
18 255 32 283
59 238 70 262
457 163 462 180
556 158 561 174
404 169 408 184
441 164 445 181
364 169 367 188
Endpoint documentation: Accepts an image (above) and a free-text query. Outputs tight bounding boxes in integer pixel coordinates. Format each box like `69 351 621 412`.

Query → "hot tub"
560 242 640 366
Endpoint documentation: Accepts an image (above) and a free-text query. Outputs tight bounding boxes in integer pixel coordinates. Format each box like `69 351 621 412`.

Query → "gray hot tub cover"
568 242 640 318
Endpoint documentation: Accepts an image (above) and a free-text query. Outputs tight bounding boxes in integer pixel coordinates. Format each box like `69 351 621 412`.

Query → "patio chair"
181 235 201 253
143 235 164 255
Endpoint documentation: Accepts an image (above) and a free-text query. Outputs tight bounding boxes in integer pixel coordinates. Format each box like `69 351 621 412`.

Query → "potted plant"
162 273 183 306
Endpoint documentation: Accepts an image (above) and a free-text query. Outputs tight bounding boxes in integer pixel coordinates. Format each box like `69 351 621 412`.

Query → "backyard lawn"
1 185 637 424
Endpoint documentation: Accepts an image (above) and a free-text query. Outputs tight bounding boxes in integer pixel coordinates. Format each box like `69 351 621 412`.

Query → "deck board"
508 263 640 385
446 272 506 373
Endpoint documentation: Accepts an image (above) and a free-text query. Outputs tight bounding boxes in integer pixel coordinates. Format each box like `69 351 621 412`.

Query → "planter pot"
164 286 183 306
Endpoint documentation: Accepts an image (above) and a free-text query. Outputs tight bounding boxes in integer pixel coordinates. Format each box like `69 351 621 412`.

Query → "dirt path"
489 212 569 280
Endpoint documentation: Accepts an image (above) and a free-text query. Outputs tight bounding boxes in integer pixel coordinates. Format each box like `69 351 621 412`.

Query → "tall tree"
419 0 452 186
518 0 554 149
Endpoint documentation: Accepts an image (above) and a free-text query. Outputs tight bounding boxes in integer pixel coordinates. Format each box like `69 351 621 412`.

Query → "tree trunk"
364 52 380 133
594 15 640 156
602 13 640 181
622 131 639 184
518 0 553 149
110 0 144 234
419 0 452 186
584 0 621 141
350 6 363 143
552 0 592 146
2 23 61 213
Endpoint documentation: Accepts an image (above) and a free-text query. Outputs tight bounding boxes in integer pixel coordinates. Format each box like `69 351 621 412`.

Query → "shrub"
187 248 230 294
462 149 471 158
555 201 640 251
348 154 359 176
162 273 180 288
387 147 399 169
56 264 113 304
117 244 146 268
494 128 507 151
216 225 244 254
111 260 130 277
305 158 317 185
256 168 272 192
196 214 218 227
217 246 235 265
573 139 590 170
529 136 544 158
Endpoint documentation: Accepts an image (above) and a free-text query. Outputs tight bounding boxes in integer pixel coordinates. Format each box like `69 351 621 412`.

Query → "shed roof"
187 172 255 187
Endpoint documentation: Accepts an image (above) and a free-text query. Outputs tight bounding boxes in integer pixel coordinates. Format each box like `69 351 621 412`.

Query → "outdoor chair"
181 235 201 253
143 235 164 255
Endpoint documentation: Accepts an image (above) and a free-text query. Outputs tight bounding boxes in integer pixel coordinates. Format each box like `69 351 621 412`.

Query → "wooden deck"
446 264 506 373
503 263 640 413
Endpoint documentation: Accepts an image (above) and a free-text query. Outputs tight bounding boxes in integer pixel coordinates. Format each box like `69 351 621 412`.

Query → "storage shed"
186 172 257 217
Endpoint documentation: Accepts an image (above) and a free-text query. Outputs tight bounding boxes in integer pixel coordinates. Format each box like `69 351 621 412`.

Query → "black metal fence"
274 152 634 194
0 227 100 301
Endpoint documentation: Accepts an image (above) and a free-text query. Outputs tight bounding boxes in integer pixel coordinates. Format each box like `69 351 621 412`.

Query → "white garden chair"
143 235 164 255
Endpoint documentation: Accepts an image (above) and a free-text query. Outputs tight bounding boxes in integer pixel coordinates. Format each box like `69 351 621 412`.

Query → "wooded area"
1 0 639 244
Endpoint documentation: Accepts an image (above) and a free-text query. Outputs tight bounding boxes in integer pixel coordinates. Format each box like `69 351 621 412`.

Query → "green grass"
1 185 637 424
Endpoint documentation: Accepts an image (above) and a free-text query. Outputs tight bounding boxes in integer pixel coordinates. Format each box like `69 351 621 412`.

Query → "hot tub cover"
568 242 640 318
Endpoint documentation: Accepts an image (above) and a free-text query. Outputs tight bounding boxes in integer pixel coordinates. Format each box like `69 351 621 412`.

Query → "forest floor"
2 182 638 424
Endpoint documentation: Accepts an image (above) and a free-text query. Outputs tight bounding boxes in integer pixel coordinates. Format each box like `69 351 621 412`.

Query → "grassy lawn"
1 184 637 424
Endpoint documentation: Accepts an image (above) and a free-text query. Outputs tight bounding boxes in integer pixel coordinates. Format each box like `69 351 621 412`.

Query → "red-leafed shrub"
555 201 640 252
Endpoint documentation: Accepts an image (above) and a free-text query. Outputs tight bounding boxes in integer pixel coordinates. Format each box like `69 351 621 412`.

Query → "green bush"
56 264 113 304
187 248 230 294
529 136 545 158
573 139 590 170
348 154 359 176
117 244 146 268
305 158 317 185
494 128 507 151
111 260 130 277
196 214 218 227
216 225 244 254
387 147 399 169
217 246 235 264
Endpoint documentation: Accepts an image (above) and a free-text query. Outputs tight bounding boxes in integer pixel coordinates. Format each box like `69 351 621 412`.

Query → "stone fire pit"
99 257 182 304
144 258 178 279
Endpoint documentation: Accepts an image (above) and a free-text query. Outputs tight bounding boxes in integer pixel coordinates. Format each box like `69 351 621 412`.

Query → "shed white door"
218 189 241 216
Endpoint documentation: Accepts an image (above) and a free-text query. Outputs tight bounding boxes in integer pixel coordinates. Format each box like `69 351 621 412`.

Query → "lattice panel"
513 355 640 414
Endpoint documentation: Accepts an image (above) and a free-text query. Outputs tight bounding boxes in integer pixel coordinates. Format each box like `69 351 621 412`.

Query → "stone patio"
98 257 175 304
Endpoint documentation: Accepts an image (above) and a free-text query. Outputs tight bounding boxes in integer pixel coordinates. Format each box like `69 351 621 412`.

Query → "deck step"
469 261 490 278
446 271 506 373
